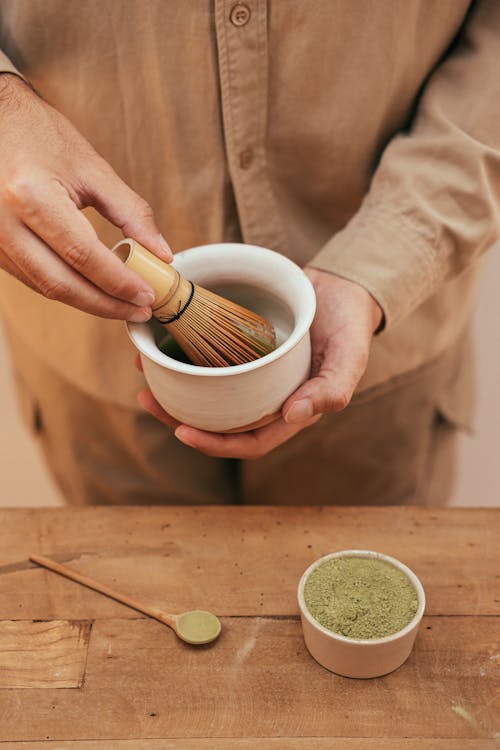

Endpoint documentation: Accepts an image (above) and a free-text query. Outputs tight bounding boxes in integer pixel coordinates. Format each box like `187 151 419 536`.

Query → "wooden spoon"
29 553 221 645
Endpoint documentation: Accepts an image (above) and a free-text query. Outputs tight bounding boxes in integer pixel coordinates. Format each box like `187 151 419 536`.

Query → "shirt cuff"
0 50 25 82
307 193 448 331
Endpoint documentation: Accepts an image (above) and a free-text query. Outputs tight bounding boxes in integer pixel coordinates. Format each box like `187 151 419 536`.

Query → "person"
0 1 497 507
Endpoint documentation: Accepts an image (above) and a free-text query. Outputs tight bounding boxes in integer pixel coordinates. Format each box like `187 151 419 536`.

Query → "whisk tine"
165 283 276 366
184 303 273 353
171 306 270 366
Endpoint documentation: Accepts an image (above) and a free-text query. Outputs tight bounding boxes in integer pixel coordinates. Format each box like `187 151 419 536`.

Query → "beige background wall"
0 248 499 508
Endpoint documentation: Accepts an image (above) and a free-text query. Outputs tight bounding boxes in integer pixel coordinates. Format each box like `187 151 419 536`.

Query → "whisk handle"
112 238 191 318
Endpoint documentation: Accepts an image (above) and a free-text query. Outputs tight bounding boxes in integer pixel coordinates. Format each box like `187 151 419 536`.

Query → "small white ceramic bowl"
126 243 316 433
297 550 425 679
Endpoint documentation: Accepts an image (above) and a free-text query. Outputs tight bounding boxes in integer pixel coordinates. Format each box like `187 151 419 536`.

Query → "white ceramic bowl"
126 243 316 432
297 550 426 679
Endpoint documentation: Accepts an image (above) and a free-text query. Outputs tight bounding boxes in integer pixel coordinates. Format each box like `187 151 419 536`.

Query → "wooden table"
0 506 498 748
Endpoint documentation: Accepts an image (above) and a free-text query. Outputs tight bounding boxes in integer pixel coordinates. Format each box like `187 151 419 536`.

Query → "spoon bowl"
175 610 222 645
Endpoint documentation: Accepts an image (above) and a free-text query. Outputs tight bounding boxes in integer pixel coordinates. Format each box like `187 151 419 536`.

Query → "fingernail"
132 289 155 306
158 234 172 259
284 398 314 425
128 307 152 323
175 426 194 446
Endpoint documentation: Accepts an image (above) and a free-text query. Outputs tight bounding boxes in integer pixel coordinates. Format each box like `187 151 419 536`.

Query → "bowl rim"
126 242 316 378
297 549 426 645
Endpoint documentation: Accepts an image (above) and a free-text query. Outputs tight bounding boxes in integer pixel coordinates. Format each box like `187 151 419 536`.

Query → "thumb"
84 161 173 262
282 339 369 425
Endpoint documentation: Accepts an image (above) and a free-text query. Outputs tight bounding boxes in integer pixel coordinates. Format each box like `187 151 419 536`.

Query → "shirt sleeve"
308 0 500 330
0 49 24 79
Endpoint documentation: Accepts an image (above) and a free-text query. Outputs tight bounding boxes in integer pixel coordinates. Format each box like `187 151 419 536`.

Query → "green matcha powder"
304 557 418 640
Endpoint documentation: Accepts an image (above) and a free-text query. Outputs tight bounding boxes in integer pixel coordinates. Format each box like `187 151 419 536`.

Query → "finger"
0 246 38 291
84 161 173 261
283 338 369 424
134 353 143 372
137 389 180 430
0 222 153 320
174 414 321 459
8 179 158 306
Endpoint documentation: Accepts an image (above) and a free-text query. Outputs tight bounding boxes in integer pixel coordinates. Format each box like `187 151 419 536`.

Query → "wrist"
0 72 34 102
305 265 384 334
351 283 384 335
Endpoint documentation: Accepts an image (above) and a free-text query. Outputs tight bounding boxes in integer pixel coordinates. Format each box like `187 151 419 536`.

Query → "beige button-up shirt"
0 0 498 413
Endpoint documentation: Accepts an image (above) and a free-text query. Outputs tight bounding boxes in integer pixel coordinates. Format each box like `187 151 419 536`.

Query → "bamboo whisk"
112 239 277 367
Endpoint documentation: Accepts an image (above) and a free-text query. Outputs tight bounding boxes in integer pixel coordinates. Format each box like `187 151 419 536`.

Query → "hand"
0 74 172 320
136 268 383 458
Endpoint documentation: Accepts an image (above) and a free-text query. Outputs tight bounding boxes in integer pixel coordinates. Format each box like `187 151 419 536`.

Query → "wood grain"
0 616 497 741
0 507 497 744
0 741 496 749
0 620 91 688
0 507 497 620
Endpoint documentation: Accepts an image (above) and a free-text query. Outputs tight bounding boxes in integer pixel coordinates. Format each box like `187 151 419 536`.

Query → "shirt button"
230 4 251 27
239 148 254 169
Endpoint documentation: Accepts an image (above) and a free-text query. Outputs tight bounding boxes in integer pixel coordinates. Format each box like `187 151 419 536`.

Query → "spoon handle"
29 554 177 629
